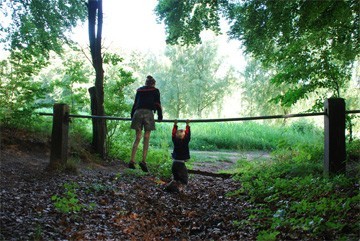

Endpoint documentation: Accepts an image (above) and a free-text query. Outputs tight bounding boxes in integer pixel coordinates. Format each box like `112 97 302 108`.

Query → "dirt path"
0 148 255 240
190 150 271 173
1 129 260 240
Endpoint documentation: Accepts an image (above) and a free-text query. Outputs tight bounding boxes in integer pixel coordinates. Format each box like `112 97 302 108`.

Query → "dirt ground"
1 128 260 240
191 150 270 173
2 128 358 241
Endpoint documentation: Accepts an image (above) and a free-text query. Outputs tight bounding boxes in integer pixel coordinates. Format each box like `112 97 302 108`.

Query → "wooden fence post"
324 98 346 176
48 103 70 170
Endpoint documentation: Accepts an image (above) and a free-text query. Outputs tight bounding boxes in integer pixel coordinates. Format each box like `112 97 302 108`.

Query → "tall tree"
163 46 190 118
185 41 235 118
87 0 106 158
241 58 290 116
155 0 359 108
1 0 108 158
134 41 235 118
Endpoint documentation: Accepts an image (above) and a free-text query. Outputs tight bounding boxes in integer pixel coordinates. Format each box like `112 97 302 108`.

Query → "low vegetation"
2 115 359 240
67 117 359 240
228 142 359 241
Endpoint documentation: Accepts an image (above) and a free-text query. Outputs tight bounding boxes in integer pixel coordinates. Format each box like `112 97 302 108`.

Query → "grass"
150 120 323 151
7 113 360 239
228 142 359 241
102 119 325 180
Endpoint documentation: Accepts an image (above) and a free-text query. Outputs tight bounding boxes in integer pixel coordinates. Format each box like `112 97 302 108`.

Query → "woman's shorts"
131 109 156 131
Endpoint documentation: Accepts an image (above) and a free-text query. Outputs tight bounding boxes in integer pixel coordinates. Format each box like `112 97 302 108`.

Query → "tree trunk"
88 0 106 158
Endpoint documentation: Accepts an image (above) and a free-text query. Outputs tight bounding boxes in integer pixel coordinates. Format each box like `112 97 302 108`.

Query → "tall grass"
43 117 325 180
150 120 323 151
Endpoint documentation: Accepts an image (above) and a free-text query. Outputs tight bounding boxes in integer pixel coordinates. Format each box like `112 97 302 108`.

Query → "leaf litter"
0 130 255 240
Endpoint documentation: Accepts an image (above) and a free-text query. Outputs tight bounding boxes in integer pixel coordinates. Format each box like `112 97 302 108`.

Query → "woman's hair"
145 75 156 86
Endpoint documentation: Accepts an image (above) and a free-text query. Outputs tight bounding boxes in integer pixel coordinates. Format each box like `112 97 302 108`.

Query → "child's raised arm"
172 120 178 138
185 119 191 140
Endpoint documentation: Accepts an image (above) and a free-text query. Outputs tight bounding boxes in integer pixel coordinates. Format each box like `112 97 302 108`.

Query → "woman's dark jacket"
131 86 162 120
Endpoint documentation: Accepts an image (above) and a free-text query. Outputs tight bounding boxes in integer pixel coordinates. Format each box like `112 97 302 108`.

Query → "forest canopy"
155 0 360 107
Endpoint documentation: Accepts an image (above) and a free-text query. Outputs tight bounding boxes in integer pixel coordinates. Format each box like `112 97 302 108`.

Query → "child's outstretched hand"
174 119 178 125
186 119 190 125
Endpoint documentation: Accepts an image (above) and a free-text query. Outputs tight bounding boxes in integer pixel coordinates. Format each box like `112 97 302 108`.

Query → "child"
165 119 191 193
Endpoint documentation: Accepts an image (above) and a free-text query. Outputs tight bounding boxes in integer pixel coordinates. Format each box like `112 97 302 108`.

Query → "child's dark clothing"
171 124 190 185
172 161 188 185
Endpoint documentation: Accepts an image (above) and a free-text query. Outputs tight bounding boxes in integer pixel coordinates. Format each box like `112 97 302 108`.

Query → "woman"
129 75 163 172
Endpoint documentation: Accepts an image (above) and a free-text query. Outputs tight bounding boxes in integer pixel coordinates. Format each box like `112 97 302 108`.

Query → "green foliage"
107 124 133 161
133 40 236 118
155 0 221 45
121 148 172 179
164 41 234 118
39 54 92 113
0 58 48 128
1 0 87 58
231 145 359 240
155 0 359 107
147 147 173 180
33 224 43 241
347 139 360 160
151 121 323 152
51 182 85 214
347 139 360 177
51 181 101 214
104 62 136 151
0 48 93 129
227 0 358 103
290 119 320 135
242 58 290 116
56 58 90 109
256 230 279 241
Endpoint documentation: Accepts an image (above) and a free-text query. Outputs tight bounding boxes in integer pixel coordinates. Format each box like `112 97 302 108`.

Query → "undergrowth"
229 142 359 241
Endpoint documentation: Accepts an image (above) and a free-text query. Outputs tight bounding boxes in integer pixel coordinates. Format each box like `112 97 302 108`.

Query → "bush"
230 145 359 240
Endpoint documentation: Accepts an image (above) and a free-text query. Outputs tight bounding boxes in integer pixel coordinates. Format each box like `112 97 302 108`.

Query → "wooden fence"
39 98 360 176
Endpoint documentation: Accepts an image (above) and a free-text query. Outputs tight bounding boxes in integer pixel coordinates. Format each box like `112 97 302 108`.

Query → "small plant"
123 168 148 177
32 224 43 241
51 182 84 213
256 230 280 241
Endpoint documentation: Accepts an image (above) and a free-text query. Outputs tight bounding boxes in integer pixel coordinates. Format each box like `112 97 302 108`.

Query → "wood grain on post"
49 104 69 170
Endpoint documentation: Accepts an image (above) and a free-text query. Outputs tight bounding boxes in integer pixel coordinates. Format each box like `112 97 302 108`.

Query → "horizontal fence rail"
41 99 358 176
38 110 359 123
346 110 360 114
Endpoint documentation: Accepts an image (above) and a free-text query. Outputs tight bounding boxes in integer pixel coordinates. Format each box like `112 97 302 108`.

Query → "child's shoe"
128 162 136 169
164 181 180 193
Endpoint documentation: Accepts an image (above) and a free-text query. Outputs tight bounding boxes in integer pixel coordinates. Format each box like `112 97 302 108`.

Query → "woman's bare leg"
142 130 151 162
130 129 142 163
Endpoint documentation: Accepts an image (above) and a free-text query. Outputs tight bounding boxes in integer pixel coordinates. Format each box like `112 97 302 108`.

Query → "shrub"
231 144 359 240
